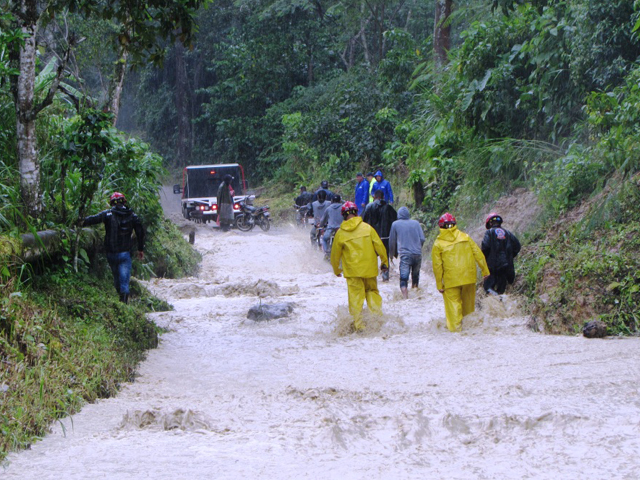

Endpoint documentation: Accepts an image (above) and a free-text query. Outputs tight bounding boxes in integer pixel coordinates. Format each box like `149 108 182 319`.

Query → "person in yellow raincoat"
331 201 388 331
431 213 490 332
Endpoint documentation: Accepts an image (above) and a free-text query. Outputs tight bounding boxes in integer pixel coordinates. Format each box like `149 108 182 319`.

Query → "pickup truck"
173 163 248 223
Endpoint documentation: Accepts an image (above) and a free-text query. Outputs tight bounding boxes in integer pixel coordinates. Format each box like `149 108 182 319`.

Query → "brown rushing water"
3 211 640 479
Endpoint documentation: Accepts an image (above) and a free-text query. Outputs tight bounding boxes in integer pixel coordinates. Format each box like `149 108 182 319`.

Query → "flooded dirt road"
3 218 640 479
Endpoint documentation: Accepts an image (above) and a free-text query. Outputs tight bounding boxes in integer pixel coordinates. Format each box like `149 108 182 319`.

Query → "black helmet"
332 194 342 203
321 180 329 189
223 174 233 184
317 190 327 202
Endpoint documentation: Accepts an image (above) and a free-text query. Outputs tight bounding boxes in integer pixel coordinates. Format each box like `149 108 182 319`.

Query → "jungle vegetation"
1 0 640 460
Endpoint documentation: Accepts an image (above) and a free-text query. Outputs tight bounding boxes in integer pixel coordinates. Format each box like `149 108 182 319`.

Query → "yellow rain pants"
347 277 382 331
442 283 476 332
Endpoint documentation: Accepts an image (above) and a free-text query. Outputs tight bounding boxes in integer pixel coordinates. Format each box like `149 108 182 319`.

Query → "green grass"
0 269 169 460
515 173 640 334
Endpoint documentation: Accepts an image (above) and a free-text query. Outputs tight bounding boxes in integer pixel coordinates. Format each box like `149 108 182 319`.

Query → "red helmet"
438 212 456 228
485 212 502 229
110 192 126 205
341 201 358 218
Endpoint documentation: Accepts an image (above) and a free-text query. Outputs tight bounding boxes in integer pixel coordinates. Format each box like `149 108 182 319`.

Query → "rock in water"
247 303 294 322
583 320 607 338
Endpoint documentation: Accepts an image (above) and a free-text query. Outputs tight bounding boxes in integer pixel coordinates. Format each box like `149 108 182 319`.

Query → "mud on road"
3 217 640 479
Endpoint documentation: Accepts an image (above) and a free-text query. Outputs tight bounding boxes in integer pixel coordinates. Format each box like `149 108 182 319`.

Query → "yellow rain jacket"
431 226 490 290
331 216 388 277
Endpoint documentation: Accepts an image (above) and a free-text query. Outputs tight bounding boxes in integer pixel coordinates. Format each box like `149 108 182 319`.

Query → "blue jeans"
399 254 422 288
106 251 132 294
322 228 337 254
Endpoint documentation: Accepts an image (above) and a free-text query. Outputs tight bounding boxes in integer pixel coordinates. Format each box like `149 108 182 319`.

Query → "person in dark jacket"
294 186 313 226
363 190 397 281
217 174 234 232
312 180 334 202
295 186 313 207
481 212 521 295
371 170 394 204
83 192 144 303
354 173 369 216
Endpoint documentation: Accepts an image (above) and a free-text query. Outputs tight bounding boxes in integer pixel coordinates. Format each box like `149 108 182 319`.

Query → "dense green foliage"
126 0 640 334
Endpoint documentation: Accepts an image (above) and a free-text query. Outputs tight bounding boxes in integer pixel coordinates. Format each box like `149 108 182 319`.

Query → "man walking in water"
83 192 145 304
363 189 397 281
431 213 489 332
217 174 235 232
482 212 521 295
331 201 388 331
389 207 425 299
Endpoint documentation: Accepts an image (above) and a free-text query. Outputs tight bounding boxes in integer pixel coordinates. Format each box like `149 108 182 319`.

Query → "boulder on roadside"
247 303 294 322
583 320 607 338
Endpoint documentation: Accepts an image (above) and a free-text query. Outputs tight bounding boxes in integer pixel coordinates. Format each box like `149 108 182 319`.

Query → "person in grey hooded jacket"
389 206 425 298
320 195 344 255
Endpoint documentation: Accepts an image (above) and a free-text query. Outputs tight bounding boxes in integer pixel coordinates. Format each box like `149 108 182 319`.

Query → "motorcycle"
294 204 311 228
235 196 271 232
312 224 336 259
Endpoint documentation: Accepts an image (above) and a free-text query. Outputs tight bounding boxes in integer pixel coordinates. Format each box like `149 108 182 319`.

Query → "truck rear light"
212 205 218 211
233 203 240 211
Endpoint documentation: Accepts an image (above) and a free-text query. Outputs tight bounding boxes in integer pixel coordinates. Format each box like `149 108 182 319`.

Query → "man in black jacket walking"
481 212 521 295
83 192 145 303
363 190 397 281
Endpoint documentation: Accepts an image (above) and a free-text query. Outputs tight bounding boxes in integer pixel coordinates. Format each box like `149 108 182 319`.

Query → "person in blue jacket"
371 170 394 204
354 172 369 216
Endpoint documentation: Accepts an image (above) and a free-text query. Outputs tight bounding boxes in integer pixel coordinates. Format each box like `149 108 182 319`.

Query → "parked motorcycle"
235 196 271 232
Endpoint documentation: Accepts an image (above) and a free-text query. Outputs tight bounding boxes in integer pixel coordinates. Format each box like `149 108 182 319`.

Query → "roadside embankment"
0 270 167 460
0 199 200 461
515 173 640 335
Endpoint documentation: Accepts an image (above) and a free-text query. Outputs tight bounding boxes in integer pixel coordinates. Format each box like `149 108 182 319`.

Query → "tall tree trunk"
175 41 191 166
13 0 40 215
434 0 452 67
109 44 129 126
361 2 371 69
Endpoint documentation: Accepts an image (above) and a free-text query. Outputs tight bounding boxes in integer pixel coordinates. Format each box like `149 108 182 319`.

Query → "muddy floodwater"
3 220 640 479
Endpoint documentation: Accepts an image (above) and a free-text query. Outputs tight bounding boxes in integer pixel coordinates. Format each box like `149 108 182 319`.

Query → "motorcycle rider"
308 190 329 245
481 212 521 295
294 186 313 226
83 192 145 304
319 194 344 257
312 180 334 202
330 201 388 331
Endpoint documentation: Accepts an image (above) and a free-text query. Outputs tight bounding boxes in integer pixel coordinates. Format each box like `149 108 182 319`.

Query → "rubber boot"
119 293 129 304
